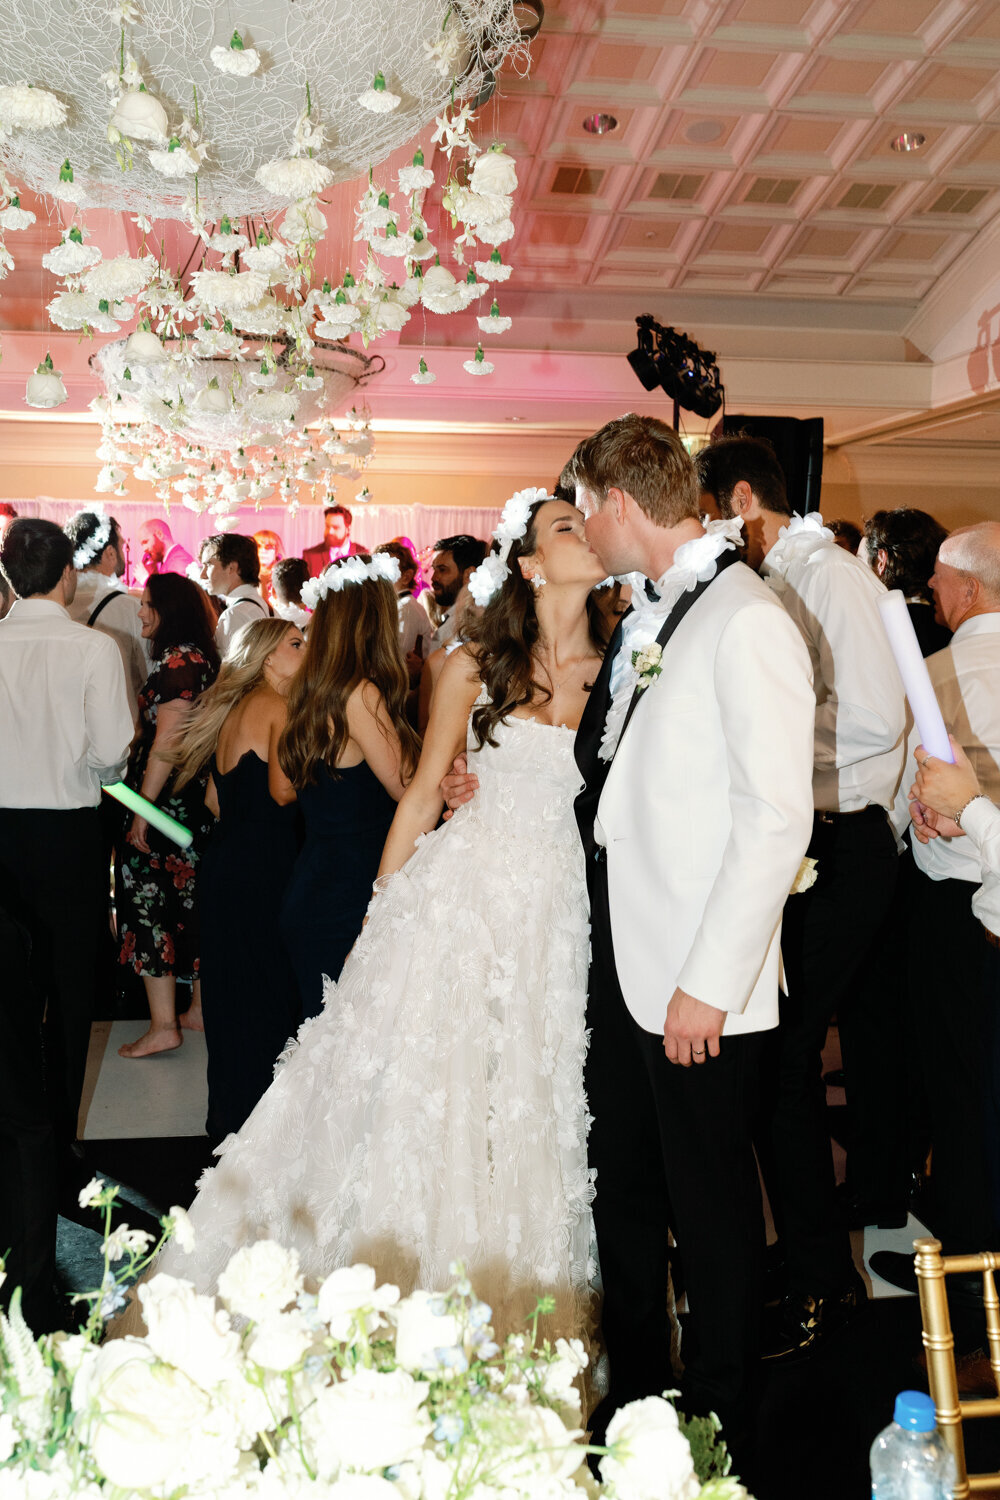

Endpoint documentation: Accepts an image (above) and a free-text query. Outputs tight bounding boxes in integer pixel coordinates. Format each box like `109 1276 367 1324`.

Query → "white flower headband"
70 503 113 569
300 551 400 609
467 486 552 607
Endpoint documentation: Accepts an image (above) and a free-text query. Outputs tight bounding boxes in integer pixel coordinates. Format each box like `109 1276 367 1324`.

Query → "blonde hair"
566 413 699 527
172 616 297 788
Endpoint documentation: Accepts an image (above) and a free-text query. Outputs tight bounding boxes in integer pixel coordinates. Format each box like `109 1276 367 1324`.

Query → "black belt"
814 805 887 824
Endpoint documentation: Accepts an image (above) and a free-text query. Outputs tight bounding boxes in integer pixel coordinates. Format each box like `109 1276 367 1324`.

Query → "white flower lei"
467 487 551 607
300 552 400 609
598 517 744 762
760 510 833 581
70 503 113 569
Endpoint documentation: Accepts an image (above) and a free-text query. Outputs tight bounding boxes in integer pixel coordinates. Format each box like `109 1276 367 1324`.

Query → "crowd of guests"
0 448 998 1423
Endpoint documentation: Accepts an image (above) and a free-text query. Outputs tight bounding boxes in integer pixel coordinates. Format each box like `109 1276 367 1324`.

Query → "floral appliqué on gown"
163 707 596 1342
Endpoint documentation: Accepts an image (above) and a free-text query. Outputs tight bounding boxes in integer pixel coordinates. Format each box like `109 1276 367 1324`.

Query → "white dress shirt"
958 797 1000 936
0 599 134 808
215 583 269 654
397 592 433 658
762 513 905 812
901 613 1000 885
66 571 150 723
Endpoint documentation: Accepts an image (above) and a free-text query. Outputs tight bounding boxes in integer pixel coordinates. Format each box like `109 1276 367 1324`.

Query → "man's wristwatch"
954 793 989 830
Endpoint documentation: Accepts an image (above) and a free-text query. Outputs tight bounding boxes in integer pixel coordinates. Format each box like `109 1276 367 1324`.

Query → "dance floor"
63 1010 997 1500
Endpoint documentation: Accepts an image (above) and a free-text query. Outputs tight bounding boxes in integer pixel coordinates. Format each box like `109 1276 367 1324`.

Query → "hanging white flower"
358 71 401 113
192 326 245 358
256 155 333 198
448 185 512 229
49 159 85 205
470 147 519 197
475 217 515 247
315 305 362 338
208 216 249 255
458 272 489 307
95 464 127 494
0 241 12 280
47 290 121 332
431 100 476 157
410 357 436 385
281 200 327 244
398 149 434 195
84 253 157 301
354 183 394 237
236 294 291 335
42 230 102 276
190 268 269 313
295 366 324 392
148 137 201 177
241 238 289 273
250 389 298 421
246 361 277 388
24 352 67 409
423 23 465 79
124 328 168 363
372 224 415 259
210 30 261 76
373 297 410 334
0 82 67 135
464 343 494 376
478 299 512 334
111 87 169 144
475 250 512 282
194 379 231 413
420 261 461 313
249 478 275 501
0 195 34 230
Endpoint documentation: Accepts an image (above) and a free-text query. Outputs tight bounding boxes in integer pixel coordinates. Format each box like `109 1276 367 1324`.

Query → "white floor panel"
79 1021 209 1140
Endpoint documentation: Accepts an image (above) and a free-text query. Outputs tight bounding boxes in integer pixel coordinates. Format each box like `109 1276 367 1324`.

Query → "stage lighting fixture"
625 315 724 420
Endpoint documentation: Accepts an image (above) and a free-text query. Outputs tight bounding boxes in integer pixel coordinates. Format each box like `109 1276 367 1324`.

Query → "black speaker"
719 414 824 515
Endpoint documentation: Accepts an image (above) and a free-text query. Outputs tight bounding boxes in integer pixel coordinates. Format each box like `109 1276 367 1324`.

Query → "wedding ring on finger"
692 1047 706 1057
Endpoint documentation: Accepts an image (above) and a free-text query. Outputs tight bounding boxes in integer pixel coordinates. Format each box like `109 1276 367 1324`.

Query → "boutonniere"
632 642 663 691
790 856 818 894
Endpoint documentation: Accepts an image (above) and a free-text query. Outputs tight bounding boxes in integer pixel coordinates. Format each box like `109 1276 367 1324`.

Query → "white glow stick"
877 590 954 763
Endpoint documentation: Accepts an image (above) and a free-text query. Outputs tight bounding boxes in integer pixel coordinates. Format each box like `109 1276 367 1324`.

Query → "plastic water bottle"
870 1390 957 1498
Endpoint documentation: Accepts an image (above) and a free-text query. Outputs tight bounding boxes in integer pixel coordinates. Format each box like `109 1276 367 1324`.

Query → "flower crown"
467 486 552 607
70 503 113 570
300 551 400 609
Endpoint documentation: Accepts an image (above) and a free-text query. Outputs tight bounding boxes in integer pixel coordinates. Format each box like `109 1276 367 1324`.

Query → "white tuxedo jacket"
597 559 815 1036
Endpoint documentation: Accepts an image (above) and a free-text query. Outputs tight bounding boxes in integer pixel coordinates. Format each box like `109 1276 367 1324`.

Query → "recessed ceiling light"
684 119 724 144
583 112 618 135
890 131 927 153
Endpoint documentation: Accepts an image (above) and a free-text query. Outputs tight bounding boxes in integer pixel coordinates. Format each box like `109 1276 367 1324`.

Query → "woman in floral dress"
117 573 219 1058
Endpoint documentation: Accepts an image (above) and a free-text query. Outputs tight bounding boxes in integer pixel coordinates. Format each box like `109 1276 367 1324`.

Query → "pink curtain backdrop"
17 498 502 581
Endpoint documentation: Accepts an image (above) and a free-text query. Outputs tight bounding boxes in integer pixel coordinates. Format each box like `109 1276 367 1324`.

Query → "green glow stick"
103 781 193 849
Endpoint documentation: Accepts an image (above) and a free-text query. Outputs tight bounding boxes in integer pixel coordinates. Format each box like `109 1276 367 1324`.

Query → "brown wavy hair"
278 563 420 789
465 499 606 750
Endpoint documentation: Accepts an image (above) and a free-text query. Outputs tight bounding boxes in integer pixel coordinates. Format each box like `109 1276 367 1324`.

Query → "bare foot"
118 1027 182 1059
178 1005 204 1032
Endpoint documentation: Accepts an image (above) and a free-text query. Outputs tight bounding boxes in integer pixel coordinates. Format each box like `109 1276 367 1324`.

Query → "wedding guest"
278 555 420 1018
698 434 905 1361
827 518 862 553
417 589 484 734
427 534 487 650
201 532 270 654
272 556 311 628
172 618 305 1141
302 503 364 577
0 520 132 1171
375 540 432 684
64 506 149 721
254 529 284 605
117 574 220 1058
870 524 1000 1292
861 507 951 657
138 517 193 579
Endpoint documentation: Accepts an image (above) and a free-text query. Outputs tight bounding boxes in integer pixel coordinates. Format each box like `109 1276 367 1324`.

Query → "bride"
156 490 608 1341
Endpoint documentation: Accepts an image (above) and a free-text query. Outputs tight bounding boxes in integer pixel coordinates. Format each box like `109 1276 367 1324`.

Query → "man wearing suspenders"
64 507 149 723
201 531 271 656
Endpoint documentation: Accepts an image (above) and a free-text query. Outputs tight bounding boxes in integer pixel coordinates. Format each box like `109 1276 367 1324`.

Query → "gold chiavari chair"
914 1237 1000 1498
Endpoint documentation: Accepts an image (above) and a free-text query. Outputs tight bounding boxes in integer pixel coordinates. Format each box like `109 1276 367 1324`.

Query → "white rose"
246 1309 313 1372
139 1273 243 1389
539 1337 588 1410
167 1204 196 1254
72 1339 242 1494
302 1366 430 1477
481 1403 582 1485
471 150 518 196
374 299 411 334
217 1240 303 1321
600 1397 699 1500
391 1290 460 1371
316 1264 400 1340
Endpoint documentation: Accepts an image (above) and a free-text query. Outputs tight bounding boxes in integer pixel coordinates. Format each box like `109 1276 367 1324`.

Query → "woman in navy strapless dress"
172 617 306 1140
276 554 421 1020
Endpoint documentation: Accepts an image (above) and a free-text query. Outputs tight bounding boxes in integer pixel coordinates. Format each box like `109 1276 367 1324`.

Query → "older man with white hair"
873 522 1000 1292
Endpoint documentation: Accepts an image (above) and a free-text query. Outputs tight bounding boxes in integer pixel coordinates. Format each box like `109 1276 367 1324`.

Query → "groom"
566 416 814 1454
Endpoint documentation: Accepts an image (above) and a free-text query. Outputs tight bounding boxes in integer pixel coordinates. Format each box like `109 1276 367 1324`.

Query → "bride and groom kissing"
154 413 816 1465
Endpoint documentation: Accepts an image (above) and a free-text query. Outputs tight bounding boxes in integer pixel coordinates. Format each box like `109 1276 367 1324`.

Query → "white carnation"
373 298 410 333
0 83 67 133
148 142 201 177
217 1240 303 1320
42 237 101 275
600 1397 699 1500
211 43 261 76
84 253 157 300
475 218 515 247
281 201 327 243
358 84 401 114
475 257 512 283
190 268 269 313
256 156 334 198
463 353 494 375
0 203 34 230
241 241 289 273
398 164 435 194
478 312 512 334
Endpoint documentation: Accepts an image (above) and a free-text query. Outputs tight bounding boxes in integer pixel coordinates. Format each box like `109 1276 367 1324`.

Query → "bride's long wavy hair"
465 498 607 750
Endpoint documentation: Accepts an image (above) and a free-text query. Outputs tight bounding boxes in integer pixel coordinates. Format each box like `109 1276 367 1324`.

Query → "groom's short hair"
567 414 699 527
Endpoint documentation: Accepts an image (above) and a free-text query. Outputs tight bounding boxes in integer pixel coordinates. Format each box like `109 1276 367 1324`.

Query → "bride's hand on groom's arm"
440 753 479 821
663 988 726 1067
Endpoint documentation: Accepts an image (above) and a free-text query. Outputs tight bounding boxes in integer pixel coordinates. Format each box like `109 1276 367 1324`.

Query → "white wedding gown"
162 709 596 1341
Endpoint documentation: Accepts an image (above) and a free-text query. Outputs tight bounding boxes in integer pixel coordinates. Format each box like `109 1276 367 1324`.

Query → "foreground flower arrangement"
0 1183 751 1500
